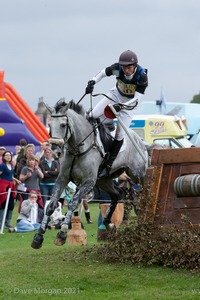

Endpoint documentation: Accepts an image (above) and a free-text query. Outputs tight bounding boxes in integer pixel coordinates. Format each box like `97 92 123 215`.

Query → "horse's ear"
44 103 54 114
67 100 73 109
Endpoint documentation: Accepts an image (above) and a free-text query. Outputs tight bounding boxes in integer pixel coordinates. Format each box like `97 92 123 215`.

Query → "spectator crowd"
0 139 95 233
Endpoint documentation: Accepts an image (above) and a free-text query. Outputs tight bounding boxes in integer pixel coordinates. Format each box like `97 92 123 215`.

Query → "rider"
85 50 148 178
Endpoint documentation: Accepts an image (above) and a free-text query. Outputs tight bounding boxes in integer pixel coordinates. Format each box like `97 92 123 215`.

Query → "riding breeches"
89 87 137 140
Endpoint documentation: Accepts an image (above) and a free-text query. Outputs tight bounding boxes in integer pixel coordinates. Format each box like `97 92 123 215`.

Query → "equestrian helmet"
119 50 138 66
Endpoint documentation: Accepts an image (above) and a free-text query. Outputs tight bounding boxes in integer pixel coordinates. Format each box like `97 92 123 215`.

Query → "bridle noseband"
51 113 72 142
50 113 95 157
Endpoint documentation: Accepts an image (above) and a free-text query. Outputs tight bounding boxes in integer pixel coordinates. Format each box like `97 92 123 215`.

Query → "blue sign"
129 120 145 129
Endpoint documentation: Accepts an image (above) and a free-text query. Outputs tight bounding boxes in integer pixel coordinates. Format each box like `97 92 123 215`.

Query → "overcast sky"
1 0 200 112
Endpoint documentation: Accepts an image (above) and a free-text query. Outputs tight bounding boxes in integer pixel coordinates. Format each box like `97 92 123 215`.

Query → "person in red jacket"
0 151 20 229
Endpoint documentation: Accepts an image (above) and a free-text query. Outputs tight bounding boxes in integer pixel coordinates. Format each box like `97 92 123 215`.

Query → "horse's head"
47 99 85 141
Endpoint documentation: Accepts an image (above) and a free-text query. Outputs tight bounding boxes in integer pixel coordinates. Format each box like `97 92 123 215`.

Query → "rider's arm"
92 63 119 84
92 69 107 84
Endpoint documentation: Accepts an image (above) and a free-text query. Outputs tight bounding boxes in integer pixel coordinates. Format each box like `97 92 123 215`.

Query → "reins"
77 91 138 111
89 93 138 111
77 92 87 104
50 91 138 158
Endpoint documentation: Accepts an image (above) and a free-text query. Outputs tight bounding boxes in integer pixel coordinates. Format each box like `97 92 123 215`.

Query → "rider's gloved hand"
85 80 95 94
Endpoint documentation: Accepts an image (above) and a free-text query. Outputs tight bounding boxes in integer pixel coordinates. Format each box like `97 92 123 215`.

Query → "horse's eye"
60 123 66 129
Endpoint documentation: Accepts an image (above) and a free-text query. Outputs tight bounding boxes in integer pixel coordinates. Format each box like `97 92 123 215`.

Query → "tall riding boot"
85 211 93 224
98 139 124 178
5 210 13 229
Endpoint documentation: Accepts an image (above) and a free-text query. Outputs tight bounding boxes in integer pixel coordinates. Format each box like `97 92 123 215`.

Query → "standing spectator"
35 141 51 160
39 147 59 205
9 191 41 233
12 145 21 167
15 138 28 163
0 146 6 164
82 192 93 224
19 155 44 201
0 151 20 228
15 144 35 179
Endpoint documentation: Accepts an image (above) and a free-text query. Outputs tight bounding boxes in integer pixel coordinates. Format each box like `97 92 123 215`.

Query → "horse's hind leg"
97 178 122 230
103 201 118 230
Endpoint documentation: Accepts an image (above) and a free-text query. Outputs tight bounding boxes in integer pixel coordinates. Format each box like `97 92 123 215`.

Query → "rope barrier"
0 189 120 233
0 190 111 202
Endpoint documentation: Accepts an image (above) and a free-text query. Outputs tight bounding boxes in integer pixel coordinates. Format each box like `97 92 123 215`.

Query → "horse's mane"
54 99 85 116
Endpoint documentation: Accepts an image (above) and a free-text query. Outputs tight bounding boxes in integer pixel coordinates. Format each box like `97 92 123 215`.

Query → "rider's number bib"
117 79 136 96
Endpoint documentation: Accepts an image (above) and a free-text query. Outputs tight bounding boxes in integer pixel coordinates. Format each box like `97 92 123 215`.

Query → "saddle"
97 118 115 153
86 115 114 154
86 111 116 154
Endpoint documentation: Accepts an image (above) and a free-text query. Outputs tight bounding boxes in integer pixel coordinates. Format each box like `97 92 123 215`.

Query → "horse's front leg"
31 177 65 249
54 179 95 246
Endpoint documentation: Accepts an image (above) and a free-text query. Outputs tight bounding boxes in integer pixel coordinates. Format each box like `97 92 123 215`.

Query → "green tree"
191 92 200 103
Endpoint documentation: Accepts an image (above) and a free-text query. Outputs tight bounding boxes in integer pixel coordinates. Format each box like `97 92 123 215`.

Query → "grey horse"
31 100 148 249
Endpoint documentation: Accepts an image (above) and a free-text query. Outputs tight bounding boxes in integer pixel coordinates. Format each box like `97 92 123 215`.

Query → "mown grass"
0 202 200 300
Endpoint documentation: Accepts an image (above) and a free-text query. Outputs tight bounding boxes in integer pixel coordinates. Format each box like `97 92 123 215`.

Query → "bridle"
51 114 72 141
50 113 96 157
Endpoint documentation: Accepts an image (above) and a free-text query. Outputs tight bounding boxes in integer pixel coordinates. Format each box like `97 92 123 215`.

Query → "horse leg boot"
103 202 117 230
54 196 78 246
31 199 57 249
55 180 95 246
98 139 124 178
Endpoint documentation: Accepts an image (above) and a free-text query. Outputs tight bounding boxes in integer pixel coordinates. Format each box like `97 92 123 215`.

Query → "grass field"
0 202 200 300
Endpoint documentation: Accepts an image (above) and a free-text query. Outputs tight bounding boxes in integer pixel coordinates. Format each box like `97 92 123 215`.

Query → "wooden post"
97 203 124 242
67 216 87 245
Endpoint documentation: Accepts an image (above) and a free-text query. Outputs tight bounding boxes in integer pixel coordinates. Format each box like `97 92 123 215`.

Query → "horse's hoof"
103 220 116 231
54 231 67 246
107 223 116 231
31 233 44 249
